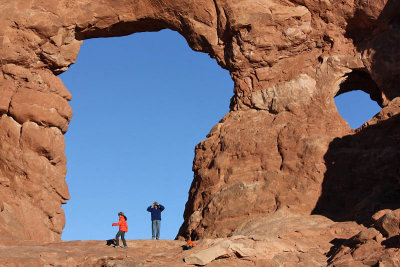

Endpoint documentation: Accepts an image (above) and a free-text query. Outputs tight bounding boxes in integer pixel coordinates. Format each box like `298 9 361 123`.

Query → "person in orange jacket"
112 211 128 248
183 235 196 250
187 239 196 248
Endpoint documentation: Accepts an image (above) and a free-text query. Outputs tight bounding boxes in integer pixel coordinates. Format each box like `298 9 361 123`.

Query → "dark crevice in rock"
212 0 222 42
18 121 23 147
6 96 13 118
277 134 284 171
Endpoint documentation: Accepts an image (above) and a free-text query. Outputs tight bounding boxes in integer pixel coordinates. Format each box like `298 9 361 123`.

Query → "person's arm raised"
112 218 120 226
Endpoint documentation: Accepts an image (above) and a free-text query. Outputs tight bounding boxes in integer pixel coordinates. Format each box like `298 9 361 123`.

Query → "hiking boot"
156 237 159 240
152 237 155 240
123 246 128 249
114 245 120 248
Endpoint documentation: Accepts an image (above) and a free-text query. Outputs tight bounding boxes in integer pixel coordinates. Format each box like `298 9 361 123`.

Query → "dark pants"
115 230 127 247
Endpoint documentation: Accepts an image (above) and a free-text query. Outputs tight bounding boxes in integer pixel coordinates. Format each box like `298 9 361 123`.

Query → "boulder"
375 209 400 238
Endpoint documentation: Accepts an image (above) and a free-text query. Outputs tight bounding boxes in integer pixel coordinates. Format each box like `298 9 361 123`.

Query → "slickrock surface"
0 0 399 265
0 212 365 266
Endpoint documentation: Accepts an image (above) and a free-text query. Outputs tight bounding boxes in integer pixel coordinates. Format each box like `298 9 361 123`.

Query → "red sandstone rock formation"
0 212 364 266
313 98 400 225
0 3 399 264
327 209 400 266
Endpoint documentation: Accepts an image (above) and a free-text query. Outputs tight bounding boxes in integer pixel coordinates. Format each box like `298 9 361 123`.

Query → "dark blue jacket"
147 204 165 221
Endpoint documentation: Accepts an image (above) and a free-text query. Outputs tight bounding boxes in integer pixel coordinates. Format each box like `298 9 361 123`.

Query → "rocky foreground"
1 0 400 244
1 210 399 266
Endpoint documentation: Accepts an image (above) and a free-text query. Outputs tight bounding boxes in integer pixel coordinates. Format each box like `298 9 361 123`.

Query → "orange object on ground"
112 215 128 232
187 240 196 247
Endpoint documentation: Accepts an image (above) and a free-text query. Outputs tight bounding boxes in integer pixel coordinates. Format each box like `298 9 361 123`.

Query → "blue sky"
335 90 381 128
59 29 381 241
59 30 233 241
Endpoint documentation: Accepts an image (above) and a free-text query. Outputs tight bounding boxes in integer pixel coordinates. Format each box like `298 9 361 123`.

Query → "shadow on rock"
382 235 400 249
106 239 116 246
345 0 400 105
313 113 400 225
316 0 400 223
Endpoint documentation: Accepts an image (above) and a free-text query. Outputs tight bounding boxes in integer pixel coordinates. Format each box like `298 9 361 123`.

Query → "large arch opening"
59 29 233 240
334 69 382 129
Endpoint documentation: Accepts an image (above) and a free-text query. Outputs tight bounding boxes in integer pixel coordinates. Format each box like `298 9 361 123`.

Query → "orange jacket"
187 240 196 247
112 215 128 232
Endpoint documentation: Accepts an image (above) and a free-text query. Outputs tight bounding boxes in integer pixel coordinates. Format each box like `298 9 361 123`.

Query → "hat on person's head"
153 202 159 205
118 211 124 216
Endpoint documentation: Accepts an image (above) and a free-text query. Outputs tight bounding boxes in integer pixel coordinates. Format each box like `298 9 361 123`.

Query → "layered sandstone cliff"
0 1 399 258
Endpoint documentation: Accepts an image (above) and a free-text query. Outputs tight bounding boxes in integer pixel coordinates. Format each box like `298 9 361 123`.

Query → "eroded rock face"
328 209 400 266
0 0 399 245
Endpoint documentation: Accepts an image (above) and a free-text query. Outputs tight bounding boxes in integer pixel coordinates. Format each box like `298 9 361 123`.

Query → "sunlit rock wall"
0 0 399 242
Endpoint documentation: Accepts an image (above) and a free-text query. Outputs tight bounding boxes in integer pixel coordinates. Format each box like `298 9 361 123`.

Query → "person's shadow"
106 239 116 246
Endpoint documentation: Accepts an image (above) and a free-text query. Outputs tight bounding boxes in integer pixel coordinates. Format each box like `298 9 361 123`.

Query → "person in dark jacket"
112 211 128 248
147 202 165 240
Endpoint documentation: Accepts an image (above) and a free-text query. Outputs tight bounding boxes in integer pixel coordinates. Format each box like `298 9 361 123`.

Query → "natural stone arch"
336 69 382 107
59 30 234 241
0 0 399 244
